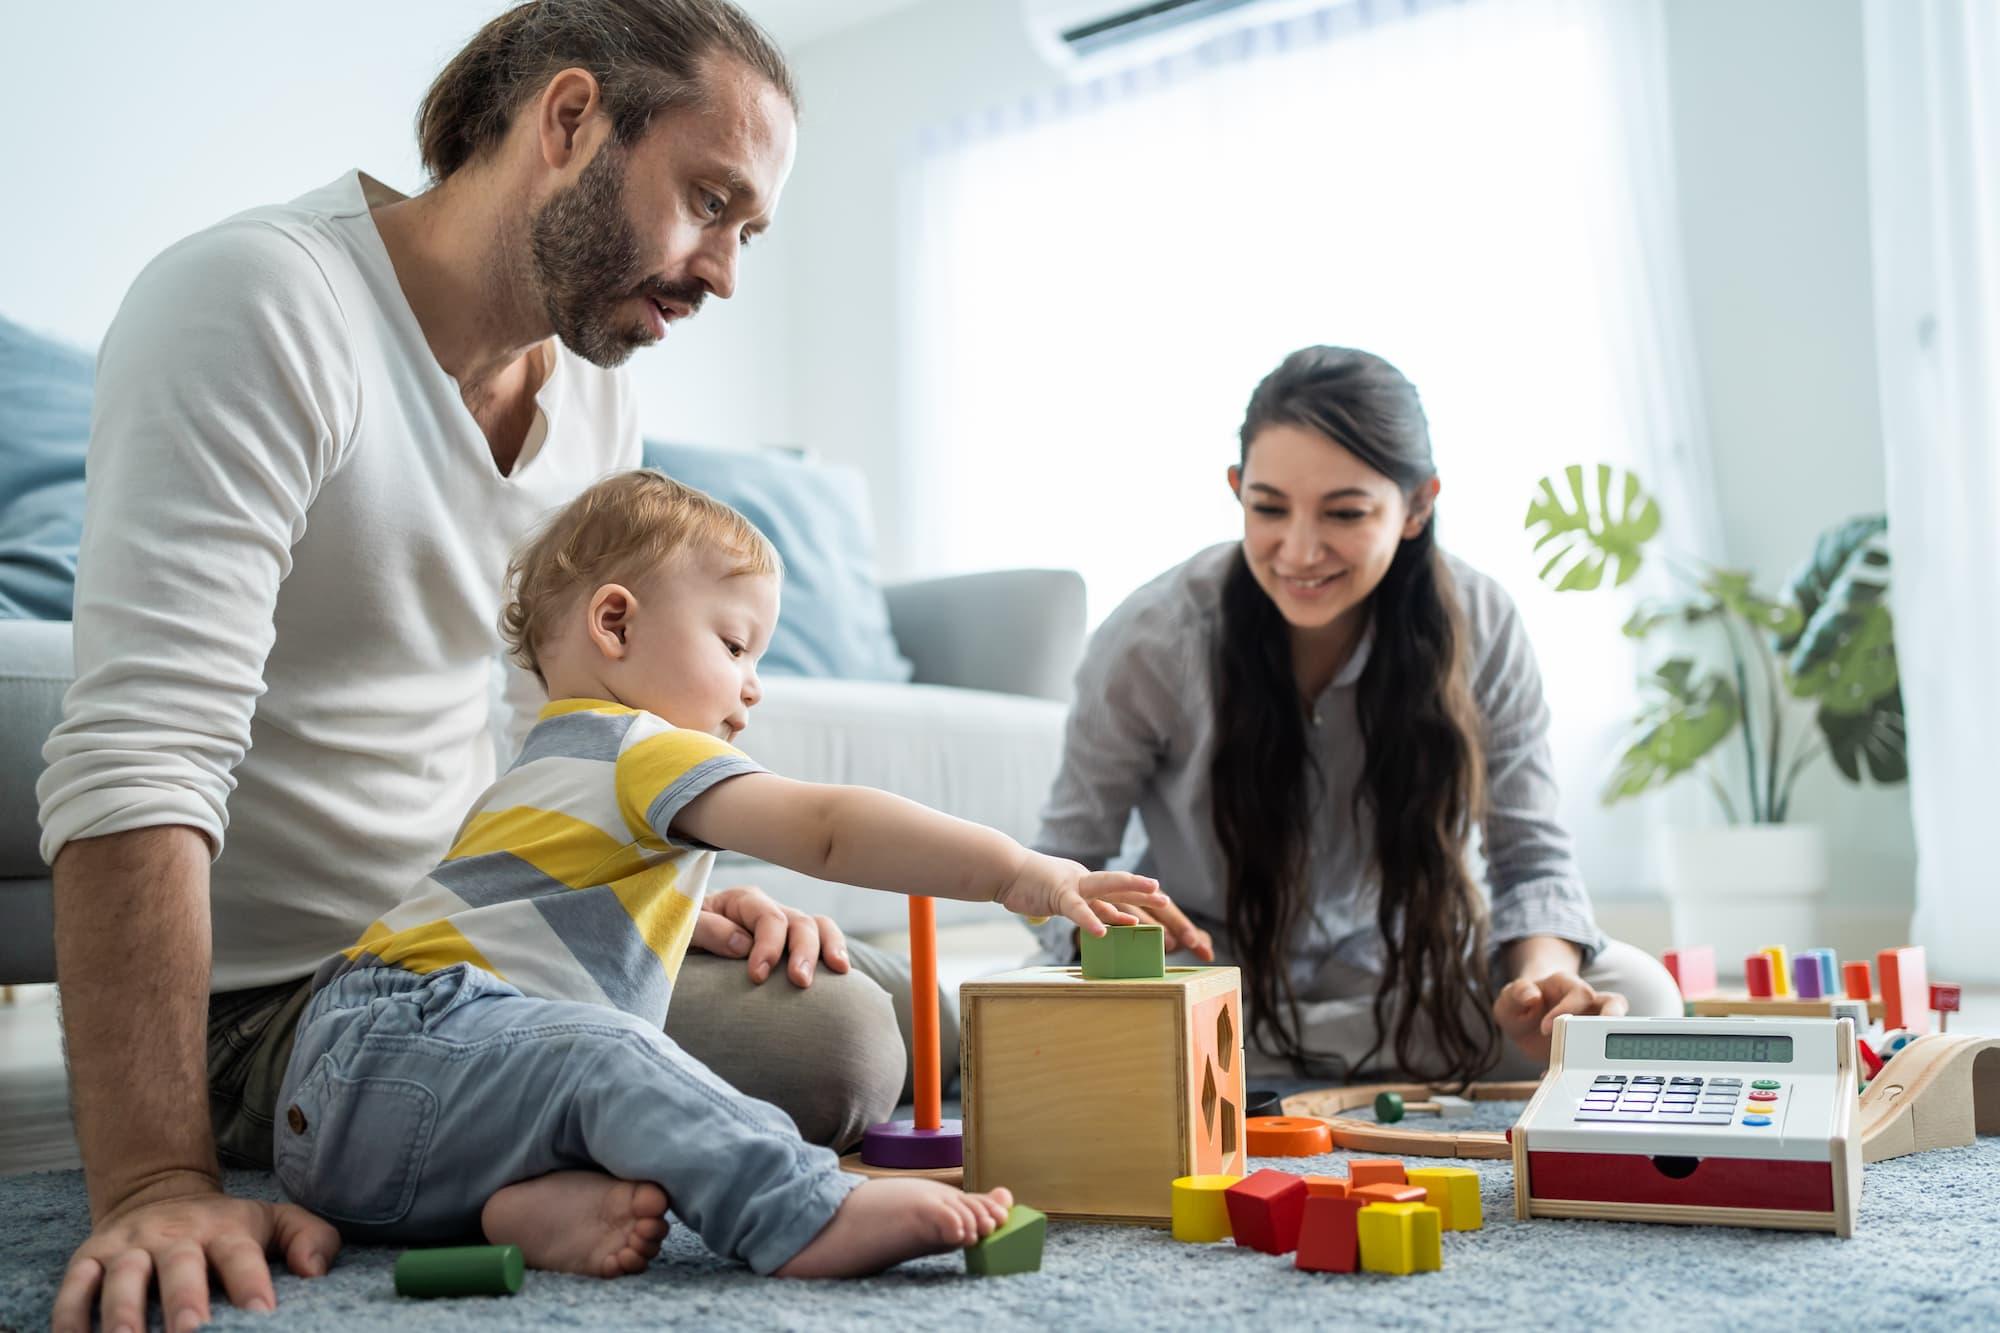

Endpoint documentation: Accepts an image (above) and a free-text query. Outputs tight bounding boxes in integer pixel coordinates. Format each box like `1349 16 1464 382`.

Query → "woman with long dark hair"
1034 346 1681 1084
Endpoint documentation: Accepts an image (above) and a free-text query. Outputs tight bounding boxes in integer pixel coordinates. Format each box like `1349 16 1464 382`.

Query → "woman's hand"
995 853 1169 936
1493 971 1629 1065
1085 897 1215 961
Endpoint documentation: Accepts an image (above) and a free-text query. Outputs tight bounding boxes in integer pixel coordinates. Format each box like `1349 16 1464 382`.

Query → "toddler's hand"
995 853 1168 936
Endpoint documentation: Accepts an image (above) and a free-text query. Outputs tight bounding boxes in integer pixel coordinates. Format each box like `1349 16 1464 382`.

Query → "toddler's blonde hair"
501 468 782 682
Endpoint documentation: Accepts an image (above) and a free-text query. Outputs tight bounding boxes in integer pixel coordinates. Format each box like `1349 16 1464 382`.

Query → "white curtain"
902 0 1716 897
1864 0 2000 983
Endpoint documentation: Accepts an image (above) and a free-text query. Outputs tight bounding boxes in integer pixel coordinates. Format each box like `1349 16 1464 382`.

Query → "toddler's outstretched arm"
672 774 1165 936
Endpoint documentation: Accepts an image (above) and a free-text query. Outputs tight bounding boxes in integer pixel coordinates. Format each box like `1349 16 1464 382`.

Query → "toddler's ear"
587 583 637 658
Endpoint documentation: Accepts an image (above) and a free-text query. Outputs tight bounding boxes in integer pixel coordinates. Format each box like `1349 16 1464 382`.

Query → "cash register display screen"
1603 1032 1795 1064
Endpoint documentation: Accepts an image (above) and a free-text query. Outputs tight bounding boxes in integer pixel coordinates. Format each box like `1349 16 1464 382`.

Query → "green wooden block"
1079 923 1165 980
965 1204 1046 1275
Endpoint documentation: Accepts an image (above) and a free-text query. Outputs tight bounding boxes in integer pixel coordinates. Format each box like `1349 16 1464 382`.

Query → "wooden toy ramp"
1859 1033 2000 1163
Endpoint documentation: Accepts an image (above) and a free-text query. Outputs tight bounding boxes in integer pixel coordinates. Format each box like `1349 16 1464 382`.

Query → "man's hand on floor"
51 1186 341 1333
692 885 851 988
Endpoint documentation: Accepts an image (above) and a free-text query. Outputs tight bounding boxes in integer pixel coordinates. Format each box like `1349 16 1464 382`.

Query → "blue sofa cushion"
0 315 93 620
643 441 912 683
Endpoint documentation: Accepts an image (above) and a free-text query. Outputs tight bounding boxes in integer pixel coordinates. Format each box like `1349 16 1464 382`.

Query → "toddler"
273 469 1166 1278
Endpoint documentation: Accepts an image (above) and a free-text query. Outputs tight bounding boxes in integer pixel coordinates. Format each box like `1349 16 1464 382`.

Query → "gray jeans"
275 964 859 1272
208 937 940 1170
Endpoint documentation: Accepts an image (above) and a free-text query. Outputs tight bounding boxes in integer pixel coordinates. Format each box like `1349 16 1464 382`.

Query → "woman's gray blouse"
1031 542 1608 999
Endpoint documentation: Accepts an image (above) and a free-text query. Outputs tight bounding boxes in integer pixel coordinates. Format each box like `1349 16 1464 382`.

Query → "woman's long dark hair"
1209 346 1500 1085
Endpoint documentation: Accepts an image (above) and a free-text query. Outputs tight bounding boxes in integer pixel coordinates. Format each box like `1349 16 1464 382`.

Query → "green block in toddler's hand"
965 1204 1047 1275
1079 922 1165 979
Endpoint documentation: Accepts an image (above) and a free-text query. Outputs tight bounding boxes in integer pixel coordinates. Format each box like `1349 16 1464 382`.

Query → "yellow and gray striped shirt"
315 698 763 1025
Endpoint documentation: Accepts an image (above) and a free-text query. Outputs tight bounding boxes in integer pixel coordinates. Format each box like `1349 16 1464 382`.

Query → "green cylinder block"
394 1244 525 1299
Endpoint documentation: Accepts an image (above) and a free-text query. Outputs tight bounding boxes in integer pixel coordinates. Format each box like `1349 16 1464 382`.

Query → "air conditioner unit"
1023 0 1325 76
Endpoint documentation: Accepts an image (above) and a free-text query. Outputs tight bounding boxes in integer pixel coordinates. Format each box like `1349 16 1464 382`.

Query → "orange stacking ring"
1245 1116 1333 1156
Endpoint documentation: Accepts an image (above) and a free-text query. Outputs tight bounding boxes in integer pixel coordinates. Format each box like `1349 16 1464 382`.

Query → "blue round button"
1742 1116 1772 1127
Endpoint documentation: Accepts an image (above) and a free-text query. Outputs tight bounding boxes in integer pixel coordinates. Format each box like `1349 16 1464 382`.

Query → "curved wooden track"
1858 1033 2000 1163
1280 1080 1543 1160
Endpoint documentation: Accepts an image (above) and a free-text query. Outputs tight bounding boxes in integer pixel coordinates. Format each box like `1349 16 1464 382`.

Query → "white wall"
779 2 1058 571
0 0 791 452
1659 0 1915 921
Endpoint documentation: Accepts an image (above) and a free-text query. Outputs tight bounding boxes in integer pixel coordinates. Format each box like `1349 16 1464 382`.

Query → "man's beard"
529 142 705 368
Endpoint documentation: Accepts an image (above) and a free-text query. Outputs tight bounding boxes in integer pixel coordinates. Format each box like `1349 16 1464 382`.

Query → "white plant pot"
1662 824 1830 979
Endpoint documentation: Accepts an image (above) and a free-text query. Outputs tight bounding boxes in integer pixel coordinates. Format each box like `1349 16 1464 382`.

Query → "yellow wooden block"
1170 1174 1241 1242
1357 1202 1442 1275
1761 946 1793 998
1404 1167 1483 1231
961 966 1246 1225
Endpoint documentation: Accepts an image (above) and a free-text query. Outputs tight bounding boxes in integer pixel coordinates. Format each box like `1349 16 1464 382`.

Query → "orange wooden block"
1350 1182 1427 1205
1347 1158 1407 1188
1245 1117 1333 1156
1303 1175 1349 1198
1878 947 1930 1034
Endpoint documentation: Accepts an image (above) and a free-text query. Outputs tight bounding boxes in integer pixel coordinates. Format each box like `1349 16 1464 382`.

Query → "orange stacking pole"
911 895 941 1132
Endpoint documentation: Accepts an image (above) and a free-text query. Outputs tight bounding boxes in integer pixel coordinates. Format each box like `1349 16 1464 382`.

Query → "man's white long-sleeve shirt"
37 171 638 989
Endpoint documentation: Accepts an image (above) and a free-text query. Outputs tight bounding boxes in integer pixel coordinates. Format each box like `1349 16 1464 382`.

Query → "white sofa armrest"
883 569 1085 702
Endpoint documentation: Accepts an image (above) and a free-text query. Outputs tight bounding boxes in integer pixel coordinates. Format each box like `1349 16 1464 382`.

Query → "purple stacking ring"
859 1118 964 1170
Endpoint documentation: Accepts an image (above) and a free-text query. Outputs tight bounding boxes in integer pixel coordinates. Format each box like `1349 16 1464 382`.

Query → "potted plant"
1523 464 1905 965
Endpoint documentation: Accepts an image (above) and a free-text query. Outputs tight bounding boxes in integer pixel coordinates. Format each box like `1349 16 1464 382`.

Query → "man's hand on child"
995 855 1168 936
693 885 851 987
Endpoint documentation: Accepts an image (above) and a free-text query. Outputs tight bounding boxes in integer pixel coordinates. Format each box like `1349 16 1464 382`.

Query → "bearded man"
38 5 918 1328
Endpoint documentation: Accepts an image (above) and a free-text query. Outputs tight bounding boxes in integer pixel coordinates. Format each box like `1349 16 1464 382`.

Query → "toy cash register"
1512 1014 1861 1237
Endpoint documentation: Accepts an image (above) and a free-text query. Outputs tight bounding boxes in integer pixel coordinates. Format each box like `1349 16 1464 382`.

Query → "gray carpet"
4 1097 1996 1331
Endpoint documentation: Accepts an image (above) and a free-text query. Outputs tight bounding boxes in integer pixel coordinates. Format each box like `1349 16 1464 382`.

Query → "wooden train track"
1280 1080 1543 1159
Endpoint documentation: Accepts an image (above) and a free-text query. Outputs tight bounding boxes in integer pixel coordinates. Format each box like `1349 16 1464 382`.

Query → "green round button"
1752 1079 1781 1090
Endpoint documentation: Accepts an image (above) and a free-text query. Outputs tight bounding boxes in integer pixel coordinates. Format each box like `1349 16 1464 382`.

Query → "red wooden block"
1744 954 1775 999
1224 1168 1308 1254
1347 1158 1407 1188
1663 946 1717 999
1350 1183 1427 1205
1858 1038 1883 1079
1295 1195 1363 1273
1878 947 1930 1034
1843 960 1873 1001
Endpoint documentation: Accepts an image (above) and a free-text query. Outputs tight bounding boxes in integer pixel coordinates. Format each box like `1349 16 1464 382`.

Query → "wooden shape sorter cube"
961 965 1246 1224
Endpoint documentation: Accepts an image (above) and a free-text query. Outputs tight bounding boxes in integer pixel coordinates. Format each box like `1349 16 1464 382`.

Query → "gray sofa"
0 567 1085 985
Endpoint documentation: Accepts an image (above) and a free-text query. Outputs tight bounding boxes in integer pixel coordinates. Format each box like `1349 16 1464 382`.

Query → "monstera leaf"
1602 659 1741 804
1703 569 1804 641
1525 464 1660 592
1780 515 1888 655
1623 597 1722 640
1785 519 1903 785
1818 687 1908 784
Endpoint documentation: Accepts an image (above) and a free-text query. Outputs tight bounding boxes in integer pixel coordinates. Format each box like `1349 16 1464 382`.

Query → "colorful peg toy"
851 897 962 1178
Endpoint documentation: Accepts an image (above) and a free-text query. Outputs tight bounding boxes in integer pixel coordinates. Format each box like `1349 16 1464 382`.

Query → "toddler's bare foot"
776 1179 1015 1278
481 1170 671 1278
